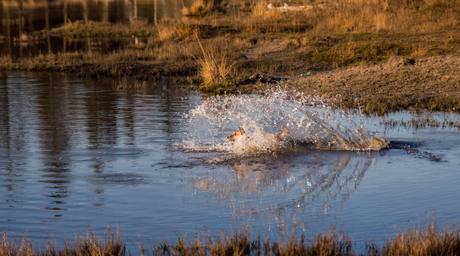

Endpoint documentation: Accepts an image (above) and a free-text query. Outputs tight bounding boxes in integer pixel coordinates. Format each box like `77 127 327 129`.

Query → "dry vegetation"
0 226 125 256
182 0 214 17
49 19 157 38
1 0 460 113
381 219 460 256
1 217 460 255
195 37 236 90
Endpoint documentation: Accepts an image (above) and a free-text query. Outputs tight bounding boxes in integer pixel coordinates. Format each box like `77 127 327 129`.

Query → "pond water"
1 72 460 252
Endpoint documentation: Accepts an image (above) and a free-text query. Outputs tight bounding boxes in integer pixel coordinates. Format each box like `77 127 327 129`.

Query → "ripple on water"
99 148 146 156
89 173 148 186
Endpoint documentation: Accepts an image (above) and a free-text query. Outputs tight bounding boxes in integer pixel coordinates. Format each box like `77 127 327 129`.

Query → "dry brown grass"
381 216 460 255
1 217 460 256
302 0 459 34
149 225 353 256
157 24 177 41
242 0 460 35
182 0 214 17
251 1 268 18
43 0 460 39
195 37 236 90
0 226 125 256
51 19 157 38
294 39 419 67
157 22 195 41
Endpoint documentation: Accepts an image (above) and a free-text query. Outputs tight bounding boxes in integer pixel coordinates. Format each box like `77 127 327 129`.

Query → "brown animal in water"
227 126 289 150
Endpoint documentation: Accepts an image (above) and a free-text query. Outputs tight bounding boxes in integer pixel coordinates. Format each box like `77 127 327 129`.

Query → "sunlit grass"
45 0 460 38
157 22 195 41
0 225 125 256
52 19 157 38
196 37 235 91
1 216 459 255
293 41 417 66
182 0 214 17
381 215 460 256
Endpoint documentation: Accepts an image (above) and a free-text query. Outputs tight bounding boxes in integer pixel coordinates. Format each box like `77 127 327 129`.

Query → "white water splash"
182 87 387 155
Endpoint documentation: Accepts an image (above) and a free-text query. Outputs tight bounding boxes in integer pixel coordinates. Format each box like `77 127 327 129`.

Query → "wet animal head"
227 127 246 143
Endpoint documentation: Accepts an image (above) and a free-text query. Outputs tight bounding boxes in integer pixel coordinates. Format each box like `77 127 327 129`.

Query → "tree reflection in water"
191 150 379 232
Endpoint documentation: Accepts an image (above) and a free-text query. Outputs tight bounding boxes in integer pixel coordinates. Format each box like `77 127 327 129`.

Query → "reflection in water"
1 0 184 57
0 72 210 247
1 0 139 58
0 0 259 58
191 150 378 232
36 74 74 214
0 72 193 220
1 0 200 37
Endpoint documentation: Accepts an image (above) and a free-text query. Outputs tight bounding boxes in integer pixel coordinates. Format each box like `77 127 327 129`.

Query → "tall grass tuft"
308 227 353 255
0 231 36 256
0 226 125 256
157 22 194 41
381 215 460 255
251 1 270 18
195 37 234 90
272 226 354 255
1 218 460 255
149 225 354 255
182 0 214 17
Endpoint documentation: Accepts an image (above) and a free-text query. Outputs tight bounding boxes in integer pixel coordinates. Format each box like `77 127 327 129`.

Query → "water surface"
1 72 460 252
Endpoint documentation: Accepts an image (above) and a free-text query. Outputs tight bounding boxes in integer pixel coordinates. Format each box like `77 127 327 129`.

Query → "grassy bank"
1 0 460 113
1 217 459 255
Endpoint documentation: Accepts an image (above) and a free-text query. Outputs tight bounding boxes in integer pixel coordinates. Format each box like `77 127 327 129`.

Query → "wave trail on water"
182 87 388 155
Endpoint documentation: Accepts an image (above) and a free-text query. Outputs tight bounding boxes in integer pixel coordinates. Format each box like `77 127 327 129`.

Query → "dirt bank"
231 55 460 114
